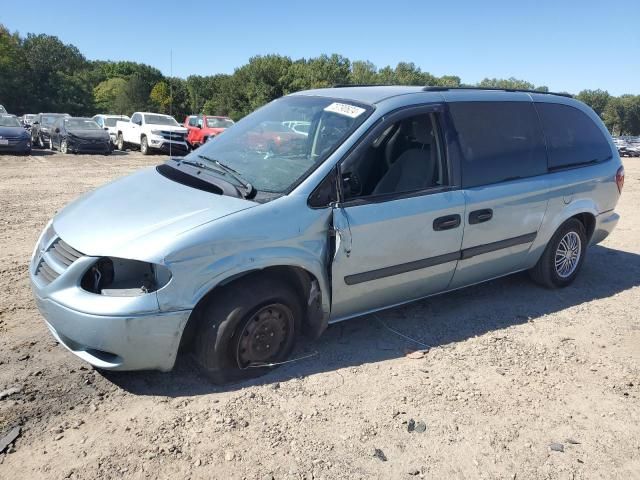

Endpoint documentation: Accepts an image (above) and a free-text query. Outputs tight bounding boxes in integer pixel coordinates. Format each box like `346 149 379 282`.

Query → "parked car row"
613 136 640 157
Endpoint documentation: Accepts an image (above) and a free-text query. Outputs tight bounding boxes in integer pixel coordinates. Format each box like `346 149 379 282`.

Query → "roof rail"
422 86 573 98
331 84 392 88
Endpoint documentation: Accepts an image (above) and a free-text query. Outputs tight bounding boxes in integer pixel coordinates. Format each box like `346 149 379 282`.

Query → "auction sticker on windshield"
324 102 366 118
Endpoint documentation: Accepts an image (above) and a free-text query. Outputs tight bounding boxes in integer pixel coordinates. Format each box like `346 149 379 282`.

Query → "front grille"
161 131 185 141
35 237 83 286
0 135 26 142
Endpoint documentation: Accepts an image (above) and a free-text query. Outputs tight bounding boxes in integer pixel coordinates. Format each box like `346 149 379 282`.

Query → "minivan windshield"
145 114 179 126
183 96 372 193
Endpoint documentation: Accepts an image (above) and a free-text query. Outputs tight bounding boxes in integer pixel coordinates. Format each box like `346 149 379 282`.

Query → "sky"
1 0 638 95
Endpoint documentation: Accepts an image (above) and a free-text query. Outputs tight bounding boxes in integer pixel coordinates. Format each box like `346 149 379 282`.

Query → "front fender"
157 246 330 316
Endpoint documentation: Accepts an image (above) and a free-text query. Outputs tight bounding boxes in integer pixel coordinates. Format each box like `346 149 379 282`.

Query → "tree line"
1 24 638 135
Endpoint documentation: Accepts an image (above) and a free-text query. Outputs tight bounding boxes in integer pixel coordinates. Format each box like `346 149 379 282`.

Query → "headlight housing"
81 258 172 297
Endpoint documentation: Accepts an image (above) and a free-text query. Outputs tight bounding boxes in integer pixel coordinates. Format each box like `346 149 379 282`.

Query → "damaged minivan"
30 86 623 383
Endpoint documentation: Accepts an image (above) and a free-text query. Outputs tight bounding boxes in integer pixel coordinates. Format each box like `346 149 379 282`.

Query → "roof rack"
331 84 393 88
422 86 573 98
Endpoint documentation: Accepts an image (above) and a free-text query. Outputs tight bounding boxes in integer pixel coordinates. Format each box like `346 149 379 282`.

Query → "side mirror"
104 127 109 131
55 128 60 133
33 121 39 125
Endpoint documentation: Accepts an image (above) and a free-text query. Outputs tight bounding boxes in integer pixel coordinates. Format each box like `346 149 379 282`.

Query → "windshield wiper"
180 156 257 199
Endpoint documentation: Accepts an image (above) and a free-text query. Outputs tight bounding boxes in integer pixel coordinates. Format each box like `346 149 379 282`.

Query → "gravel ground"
0 150 639 480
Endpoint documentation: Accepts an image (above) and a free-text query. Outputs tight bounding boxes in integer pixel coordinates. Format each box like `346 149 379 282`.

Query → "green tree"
94 77 127 113
349 60 378 84
477 77 548 91
149 81 171 114
0 25 32 113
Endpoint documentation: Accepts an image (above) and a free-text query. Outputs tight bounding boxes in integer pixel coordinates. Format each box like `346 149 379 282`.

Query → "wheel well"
179 266 323 352
572 212 595 242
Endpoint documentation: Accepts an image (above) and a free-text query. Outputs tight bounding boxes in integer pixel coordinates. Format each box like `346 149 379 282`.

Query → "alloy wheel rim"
236 304 294 368
555 231 581 278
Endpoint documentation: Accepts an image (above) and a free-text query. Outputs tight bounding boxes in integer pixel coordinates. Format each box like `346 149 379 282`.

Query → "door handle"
433 214 461 231
468 209 493 224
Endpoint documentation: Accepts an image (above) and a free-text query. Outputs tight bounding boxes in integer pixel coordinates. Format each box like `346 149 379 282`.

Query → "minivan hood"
53 166 256 259
0 126 28 137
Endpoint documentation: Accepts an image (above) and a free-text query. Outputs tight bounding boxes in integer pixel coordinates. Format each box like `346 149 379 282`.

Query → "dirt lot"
0 150 638 480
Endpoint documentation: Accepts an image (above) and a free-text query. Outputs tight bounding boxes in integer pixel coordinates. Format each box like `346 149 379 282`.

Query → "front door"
329 106 465 321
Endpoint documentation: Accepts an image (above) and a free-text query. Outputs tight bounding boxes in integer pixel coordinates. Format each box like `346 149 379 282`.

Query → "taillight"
616 166 625 193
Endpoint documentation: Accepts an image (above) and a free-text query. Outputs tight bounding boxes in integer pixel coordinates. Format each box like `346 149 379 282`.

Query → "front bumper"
158 142 189 155
67 139 112 154
0 139 31 153
590 210 620 245
29 228 191 371
33 294 190 371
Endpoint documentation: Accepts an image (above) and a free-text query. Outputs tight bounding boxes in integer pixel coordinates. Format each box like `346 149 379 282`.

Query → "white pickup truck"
116 112 189 155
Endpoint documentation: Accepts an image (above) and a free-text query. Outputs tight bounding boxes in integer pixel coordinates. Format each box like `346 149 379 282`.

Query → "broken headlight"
81 258 171 297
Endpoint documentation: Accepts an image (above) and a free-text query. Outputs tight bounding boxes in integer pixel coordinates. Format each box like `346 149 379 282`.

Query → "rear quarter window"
535 103 612 169
449 101 547 188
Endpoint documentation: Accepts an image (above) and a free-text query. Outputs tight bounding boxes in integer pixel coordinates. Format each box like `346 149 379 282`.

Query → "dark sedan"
50 117 112 154
0 115 32 155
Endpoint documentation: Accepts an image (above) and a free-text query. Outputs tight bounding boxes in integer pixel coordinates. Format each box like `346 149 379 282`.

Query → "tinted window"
449 102 547 188
536 103 611 169
188 116 198 127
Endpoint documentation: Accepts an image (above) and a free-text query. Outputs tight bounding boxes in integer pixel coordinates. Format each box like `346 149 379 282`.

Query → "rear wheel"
194 274 301 384
529 218 587 288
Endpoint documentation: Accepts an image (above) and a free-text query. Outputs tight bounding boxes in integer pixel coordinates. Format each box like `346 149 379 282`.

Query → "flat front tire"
529 218 587 288
194 274 302 384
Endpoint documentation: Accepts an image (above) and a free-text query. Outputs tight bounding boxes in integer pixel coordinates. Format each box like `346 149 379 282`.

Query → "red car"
184 115 235 148
245 121 308 154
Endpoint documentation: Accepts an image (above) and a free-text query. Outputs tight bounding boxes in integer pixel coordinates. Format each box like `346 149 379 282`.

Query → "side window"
535 103 612 169
341 112 446 200
188 116 198 127
132 114 141 125
95 117 103 127
449 101 547 188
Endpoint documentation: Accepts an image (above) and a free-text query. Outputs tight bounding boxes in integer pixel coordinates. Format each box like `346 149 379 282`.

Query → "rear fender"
527 198 599 267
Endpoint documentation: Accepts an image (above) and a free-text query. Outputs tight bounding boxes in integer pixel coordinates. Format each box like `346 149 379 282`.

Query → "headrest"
407 116 433 145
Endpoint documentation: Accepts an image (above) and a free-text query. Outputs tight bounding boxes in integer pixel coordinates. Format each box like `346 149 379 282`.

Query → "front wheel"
37 134 45 149
49 137 53 150
194 274 301 384
140 136 149 155
60 139 69 154
529 218 587 288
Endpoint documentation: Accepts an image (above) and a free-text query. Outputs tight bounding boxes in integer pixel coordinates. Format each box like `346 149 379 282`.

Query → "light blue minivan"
30 86 624 383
